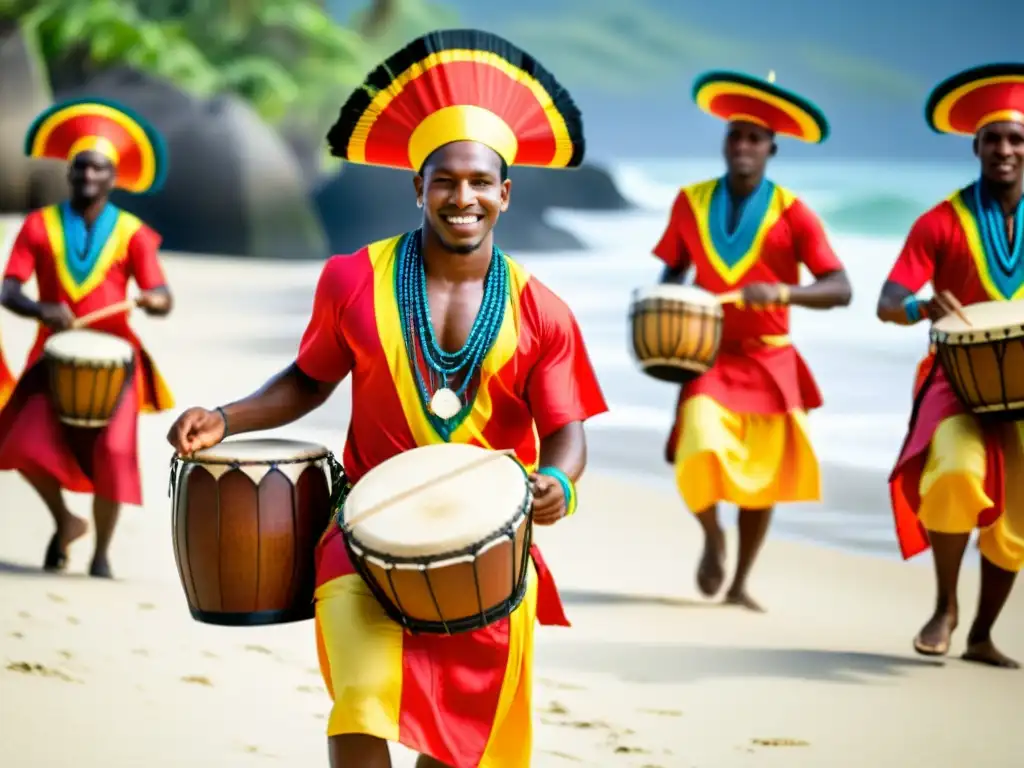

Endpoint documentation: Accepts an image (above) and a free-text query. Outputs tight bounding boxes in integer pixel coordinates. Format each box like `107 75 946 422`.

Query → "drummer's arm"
216 364 338 435
538 422 587 482
654 191 691 285
0 220 44 319
876 213 939 326
787 201 852 310
0 277 44 319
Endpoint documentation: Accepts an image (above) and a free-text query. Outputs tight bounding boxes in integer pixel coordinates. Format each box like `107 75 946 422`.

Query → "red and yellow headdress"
24 97 168 194
691 70 829 144
326 29 585 171
926 63 1024 136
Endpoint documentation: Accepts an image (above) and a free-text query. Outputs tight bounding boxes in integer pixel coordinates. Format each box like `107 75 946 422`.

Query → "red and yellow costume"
656 71 841 513
309 30 606 766
0 336 13 409
889 64 1024 572
0 98 172 505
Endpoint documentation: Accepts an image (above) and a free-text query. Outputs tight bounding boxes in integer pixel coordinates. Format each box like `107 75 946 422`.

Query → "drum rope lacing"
396 230 508 438
168 451 344 504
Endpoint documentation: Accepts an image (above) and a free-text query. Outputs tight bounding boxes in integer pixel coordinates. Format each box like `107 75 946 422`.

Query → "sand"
1 251 1022 767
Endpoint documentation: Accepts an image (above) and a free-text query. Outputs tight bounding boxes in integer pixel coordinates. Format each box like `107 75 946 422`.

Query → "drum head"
43 329 134 362
187 438 331 465
932 299 1024 342
632 283 720 307
344 444 528 558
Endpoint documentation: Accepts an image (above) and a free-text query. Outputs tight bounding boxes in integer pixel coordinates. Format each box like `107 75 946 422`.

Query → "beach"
2 218 1023 766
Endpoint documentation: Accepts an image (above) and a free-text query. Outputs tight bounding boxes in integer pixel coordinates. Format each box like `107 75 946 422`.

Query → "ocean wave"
608 159 973 238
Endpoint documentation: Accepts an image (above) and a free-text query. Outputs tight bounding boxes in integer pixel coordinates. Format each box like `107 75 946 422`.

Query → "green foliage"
0 0 381 124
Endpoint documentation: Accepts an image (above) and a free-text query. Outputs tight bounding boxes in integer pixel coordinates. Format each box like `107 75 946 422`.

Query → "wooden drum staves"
628 284 724 384
170 439 336 626
42 329 135 428
931 299 1024 420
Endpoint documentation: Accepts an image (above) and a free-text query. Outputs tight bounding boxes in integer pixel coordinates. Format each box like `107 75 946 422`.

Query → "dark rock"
508 164 632 211
56 68 328 259
0 20 67 213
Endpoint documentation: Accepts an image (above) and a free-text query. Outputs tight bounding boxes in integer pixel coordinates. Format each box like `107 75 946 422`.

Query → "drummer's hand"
167 407 226 455
136 290 168 315
740 282 782 310
38 302 75 331
530 474 567 525
925 290 958 322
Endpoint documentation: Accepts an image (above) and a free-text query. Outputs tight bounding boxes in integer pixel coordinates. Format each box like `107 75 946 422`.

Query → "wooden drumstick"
71 298 140 330
939 291 972 327
343 448 518 529
717 290 743 305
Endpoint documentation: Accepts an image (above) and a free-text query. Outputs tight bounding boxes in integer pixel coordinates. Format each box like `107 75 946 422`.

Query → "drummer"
0 99 174 578
877 64 1024 669
652 71 852 611
166 29 607 768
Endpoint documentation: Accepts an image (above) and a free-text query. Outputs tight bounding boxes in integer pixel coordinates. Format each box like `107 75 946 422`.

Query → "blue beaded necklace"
395 231 509 439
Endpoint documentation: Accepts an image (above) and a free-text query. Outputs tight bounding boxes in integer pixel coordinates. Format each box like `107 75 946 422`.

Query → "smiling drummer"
0 98 174 578
652 71 852 611
876 64 1024 669
165 29 608 767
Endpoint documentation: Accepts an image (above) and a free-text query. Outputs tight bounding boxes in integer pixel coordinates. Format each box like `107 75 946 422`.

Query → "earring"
416 199 423 208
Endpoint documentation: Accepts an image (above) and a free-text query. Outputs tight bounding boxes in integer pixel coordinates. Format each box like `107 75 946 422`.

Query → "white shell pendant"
430 387 462 420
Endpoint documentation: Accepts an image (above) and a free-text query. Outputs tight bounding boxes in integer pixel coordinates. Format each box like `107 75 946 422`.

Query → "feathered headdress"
326 29 585 171
24 97 168 194
692 70 829 144
926 63 1024 136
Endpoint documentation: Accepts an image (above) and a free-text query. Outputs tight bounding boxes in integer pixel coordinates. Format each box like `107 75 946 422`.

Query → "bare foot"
913 611 957 656
61 515 89 548
43 516 89 572
962 638 1020 669
696 539 726 597
724 588 765 612
89 554 114 579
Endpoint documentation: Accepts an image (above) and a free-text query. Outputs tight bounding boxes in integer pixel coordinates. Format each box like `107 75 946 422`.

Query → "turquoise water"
615 158 980 237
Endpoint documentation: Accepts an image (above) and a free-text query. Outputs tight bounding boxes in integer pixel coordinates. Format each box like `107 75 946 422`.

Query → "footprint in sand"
752 737 810 747
638 708 683 718
6 661 79 683
296 685 322 694
137 603 156 611
46 593 67 604
540 750 582 763
537 677 585 691
613 745 649 755
17 611 31 620
57 650 73 660
66 616 80 626
540 701 569 715
201 651 218 659
181 675 213 686
9 631 24 639
132 648 150 657
244 644 273 655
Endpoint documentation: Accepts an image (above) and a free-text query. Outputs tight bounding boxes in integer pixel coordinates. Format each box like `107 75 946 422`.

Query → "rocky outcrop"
0 21 67 213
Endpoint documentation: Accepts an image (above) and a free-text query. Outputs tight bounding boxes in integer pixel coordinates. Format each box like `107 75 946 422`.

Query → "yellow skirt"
918 415 1024 572
315 562 538 767
674 394 820 513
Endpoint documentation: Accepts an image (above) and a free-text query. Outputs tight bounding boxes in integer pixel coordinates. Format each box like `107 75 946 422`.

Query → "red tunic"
0 206 173 505
653 179 843 462
887 196 1012 560
304 234 608 765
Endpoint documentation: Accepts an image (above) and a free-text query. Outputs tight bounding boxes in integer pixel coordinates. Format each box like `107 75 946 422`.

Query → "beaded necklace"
395 231 508 439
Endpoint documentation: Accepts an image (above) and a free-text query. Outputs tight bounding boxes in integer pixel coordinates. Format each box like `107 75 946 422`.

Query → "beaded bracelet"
536 466 578 517
902 295 924 324
214 406 230 437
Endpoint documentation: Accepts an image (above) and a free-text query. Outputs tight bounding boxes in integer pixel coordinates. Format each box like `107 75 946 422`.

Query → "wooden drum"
43 329 134 427
170 438 335 626
932 299 1024 419
340 443 533 635
629 284 724 384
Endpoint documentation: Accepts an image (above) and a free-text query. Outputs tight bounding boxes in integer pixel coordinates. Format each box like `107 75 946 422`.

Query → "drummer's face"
68 150 115 203
723 122 775 180
975 122 1024 187
415 142 511 255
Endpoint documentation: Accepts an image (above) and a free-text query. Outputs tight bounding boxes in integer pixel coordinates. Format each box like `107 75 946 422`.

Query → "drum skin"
630 294 723 384
171 460 331 626
357 517 530 629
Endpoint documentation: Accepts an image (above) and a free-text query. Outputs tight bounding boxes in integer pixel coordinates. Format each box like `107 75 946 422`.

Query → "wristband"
902 295 923 324
536 466 577 517
214 406 230 437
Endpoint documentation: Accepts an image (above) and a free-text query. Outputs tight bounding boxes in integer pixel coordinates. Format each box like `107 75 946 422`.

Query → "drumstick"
344 448 518 529
717 290 743 305
71 298 140 330
939 291 972 327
